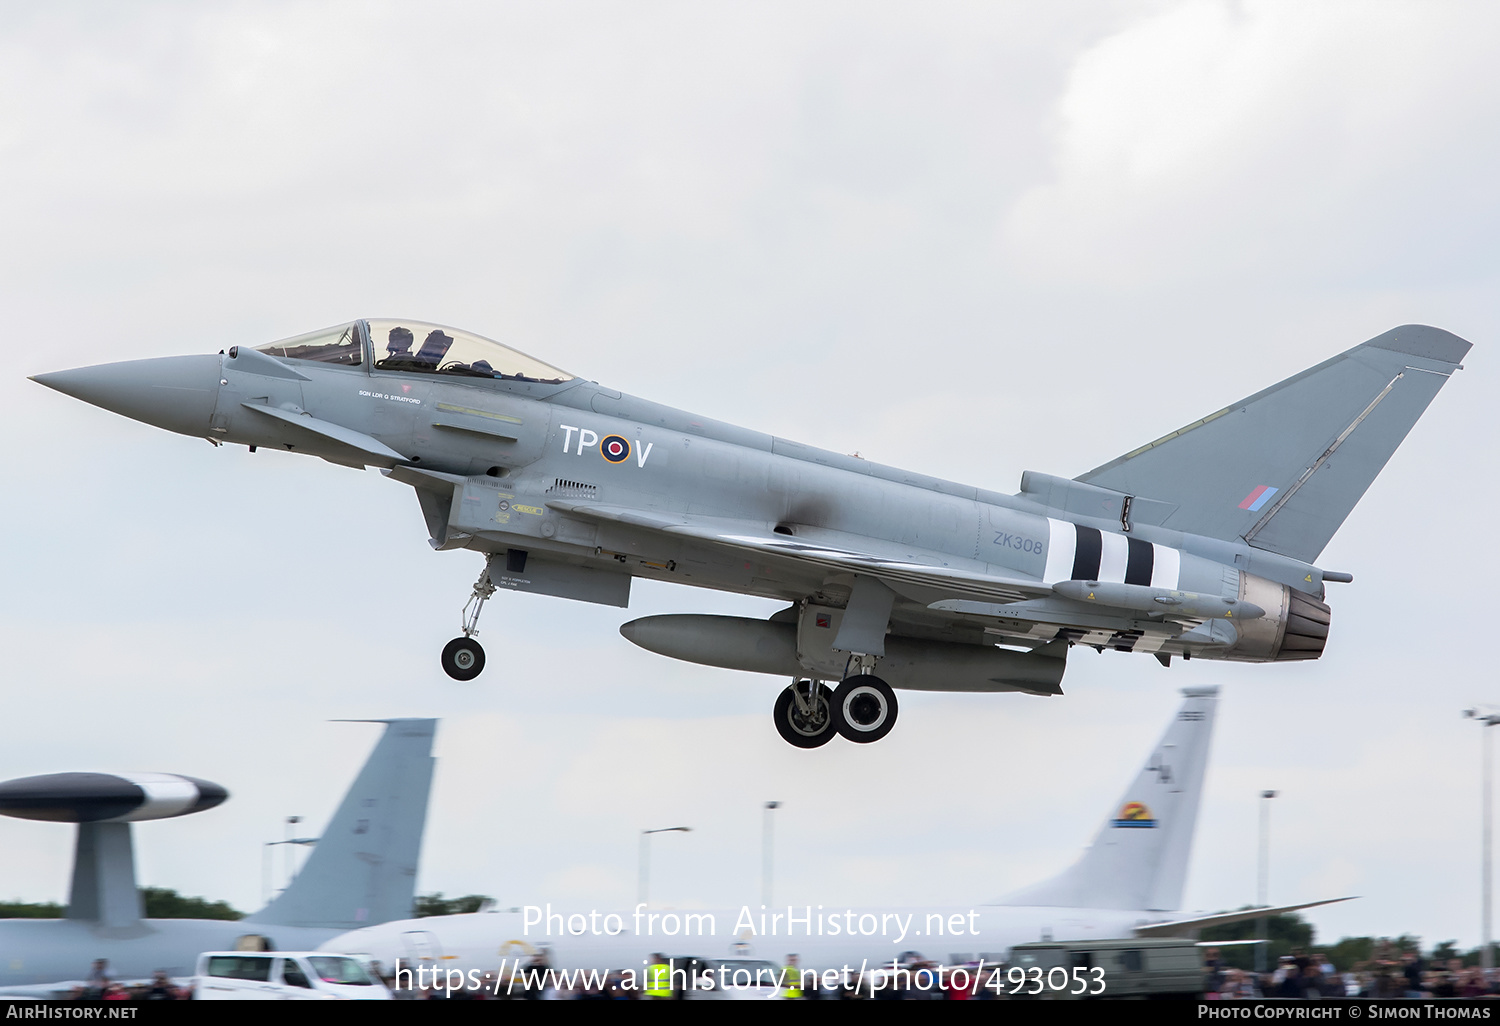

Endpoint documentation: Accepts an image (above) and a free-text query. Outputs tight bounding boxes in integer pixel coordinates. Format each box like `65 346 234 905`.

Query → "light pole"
1256 790 1278 974
1465 707 1500 972
284 816 301 892
261 834 319 904
638 827 691 908
762 802 781 907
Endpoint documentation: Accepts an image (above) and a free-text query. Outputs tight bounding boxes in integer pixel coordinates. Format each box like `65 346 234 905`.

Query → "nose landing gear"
441 636 485 681
441 561 496 681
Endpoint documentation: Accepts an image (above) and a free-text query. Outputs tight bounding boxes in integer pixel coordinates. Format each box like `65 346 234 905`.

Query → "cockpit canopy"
255 319 573 384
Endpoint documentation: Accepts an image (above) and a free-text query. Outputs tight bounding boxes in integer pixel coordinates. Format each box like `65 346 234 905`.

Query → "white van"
193 952 391 1000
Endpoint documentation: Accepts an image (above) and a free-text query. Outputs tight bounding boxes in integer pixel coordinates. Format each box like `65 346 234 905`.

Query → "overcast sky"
3 0 1498 954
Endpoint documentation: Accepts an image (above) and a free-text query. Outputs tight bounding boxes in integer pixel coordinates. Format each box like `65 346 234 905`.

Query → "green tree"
414 893 492 917
1325 936 1375 971
1387 935 1423 957
140 887 244 920
1200 911 1315 971
1321 934 1423 971
1459 944 1498 968
0 899 63 918
1430 940 1460 963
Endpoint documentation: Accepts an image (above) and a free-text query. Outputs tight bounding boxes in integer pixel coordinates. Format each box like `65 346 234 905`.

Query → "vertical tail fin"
1077 326 1470 562
246 719 436 930
997 687 1218 912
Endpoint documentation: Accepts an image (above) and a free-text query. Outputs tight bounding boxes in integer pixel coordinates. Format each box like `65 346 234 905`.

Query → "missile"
1052 580 1264 620
620 614 1066 694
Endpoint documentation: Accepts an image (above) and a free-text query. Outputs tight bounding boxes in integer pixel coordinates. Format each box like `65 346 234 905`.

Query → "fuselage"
214 333 1326 665
32 319 1335 680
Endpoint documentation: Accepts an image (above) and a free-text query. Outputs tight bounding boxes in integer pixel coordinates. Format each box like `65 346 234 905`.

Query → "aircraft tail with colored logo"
1075 326 1470 565
996 686 1218 912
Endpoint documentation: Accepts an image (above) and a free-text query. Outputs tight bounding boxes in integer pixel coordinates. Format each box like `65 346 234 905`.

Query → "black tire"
441 636 486 681
832 675 898 744
773 682 836 748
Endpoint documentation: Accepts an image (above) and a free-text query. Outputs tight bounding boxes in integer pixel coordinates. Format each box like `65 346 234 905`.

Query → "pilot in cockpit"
384 326 415 363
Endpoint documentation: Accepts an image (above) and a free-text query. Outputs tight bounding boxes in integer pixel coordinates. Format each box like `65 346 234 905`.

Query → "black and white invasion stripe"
1043 518 1181 589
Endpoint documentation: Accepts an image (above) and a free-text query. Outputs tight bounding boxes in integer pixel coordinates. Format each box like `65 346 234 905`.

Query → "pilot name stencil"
358 389 422 405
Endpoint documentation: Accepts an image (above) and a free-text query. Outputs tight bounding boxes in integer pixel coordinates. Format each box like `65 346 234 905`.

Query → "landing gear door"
796 603 850 679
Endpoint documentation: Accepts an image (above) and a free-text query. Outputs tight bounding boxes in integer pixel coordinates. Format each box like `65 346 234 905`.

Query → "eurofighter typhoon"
32 321 1469 747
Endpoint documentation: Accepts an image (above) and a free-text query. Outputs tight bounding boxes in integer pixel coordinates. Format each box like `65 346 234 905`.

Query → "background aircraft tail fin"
246 719 436 930
996 686 1217 912
1076 326 1470 563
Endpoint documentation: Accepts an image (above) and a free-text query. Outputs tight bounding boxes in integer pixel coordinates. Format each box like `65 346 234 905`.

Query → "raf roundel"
600 434 631 464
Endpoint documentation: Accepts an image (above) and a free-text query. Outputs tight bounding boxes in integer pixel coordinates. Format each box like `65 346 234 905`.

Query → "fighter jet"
32 321 1470 747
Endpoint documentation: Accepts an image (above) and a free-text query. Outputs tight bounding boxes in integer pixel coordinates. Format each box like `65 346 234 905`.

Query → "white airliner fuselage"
328 901 1171 978
323 688 1302 989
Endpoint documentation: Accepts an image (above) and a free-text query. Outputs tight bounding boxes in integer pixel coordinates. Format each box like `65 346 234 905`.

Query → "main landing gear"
441 563 495 681
773 674 899 747
774 680 835 748
832 674 898 744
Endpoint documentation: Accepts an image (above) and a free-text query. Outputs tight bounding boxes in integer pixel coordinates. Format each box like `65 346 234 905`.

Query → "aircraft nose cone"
31 355 223 437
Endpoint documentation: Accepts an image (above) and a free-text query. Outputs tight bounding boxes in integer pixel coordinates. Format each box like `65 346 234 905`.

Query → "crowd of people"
1203 946 1500 999
63 961 187 1001
53 945 1500 1001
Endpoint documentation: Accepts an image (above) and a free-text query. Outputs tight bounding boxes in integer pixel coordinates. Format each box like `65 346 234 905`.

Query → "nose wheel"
774 680 836 748
442 559 497 681
441 636 486 681
832 674 897 743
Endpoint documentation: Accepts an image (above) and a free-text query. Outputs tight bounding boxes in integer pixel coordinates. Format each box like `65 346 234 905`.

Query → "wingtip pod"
1365 324 1472 366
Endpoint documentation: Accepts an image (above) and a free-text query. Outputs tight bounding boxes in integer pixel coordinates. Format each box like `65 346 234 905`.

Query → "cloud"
1005 0 1500 292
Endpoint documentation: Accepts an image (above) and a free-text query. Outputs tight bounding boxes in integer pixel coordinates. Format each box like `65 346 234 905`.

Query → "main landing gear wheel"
441 637 486 681
832 675 898 744
774 681 836 749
